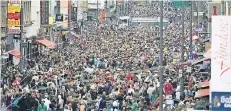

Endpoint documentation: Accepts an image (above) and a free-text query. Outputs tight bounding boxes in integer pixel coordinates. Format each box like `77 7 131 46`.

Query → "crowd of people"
1 1 210 111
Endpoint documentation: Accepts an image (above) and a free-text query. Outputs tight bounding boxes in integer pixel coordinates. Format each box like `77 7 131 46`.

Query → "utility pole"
180 0 185 98
20 5 24 72
190 1 193 53
69 0 72 31
0 1 2 110
123 0 125 15
97 0 99 35
77 0 78 23
221 1 225 15
197 1 199 24
159 1 164 111
68 0 72 52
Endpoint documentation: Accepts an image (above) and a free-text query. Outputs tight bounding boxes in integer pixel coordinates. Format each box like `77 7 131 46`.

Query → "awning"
195 89 210 98
198 81 210 88
203 38 210 43
203 48 211 58
36 38 56 48
192 58 210 65
10 50 20 59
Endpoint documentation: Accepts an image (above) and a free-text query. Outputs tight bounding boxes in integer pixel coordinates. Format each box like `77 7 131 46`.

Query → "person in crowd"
37 99 48 111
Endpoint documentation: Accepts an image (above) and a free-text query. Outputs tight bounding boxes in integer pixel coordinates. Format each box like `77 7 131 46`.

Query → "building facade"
1 1 8 53
23 0 38 38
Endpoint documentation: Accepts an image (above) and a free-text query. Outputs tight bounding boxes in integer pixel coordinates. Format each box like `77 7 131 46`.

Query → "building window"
29 1 31 23
23 1 32 26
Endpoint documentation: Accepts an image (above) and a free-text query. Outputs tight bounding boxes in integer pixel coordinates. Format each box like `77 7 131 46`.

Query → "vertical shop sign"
7 0 21 34
40 0 49 25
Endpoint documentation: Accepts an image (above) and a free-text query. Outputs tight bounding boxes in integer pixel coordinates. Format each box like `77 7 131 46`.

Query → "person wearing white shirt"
175 85 181 100
58 95 64 110
127 85 134 94
112 100 119 111
44 95 51 110
147 85 155 98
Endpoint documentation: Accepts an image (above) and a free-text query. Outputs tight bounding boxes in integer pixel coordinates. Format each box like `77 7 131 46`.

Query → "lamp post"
180 0 185 98
159 1 164 111
190 1 193 54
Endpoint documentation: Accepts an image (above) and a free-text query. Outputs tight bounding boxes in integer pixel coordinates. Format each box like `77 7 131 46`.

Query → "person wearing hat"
37 99 48 111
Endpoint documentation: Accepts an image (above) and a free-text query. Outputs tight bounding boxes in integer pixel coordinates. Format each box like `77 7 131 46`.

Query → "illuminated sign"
8 20 20 27
8 13 20 19
40 0 49 25
8 5 20 13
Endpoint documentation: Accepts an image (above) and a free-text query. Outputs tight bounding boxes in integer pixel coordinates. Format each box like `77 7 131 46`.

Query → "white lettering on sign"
221 96 231 108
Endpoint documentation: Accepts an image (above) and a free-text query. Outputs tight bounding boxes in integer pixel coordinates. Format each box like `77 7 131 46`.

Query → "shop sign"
8 13 20 19
8 28 21 34
40 0 49 25
8 5 20 13
212 92 231 110
55 14 63 22
8 0 21 4
8 19 20 27
13 34 21 39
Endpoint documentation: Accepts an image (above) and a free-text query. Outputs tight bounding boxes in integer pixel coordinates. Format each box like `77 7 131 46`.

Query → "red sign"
213 6 217 15
164 83 173 95
8 13 20 19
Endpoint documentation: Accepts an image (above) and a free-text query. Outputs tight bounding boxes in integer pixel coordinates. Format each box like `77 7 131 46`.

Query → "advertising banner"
211 16 231 109
7 0 21 35
40 0 50 25
211 16 231 91
212 92 231 110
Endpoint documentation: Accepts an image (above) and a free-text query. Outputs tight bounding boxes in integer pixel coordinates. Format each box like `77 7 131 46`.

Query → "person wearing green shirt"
131 100 138 111
37 99 48 111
